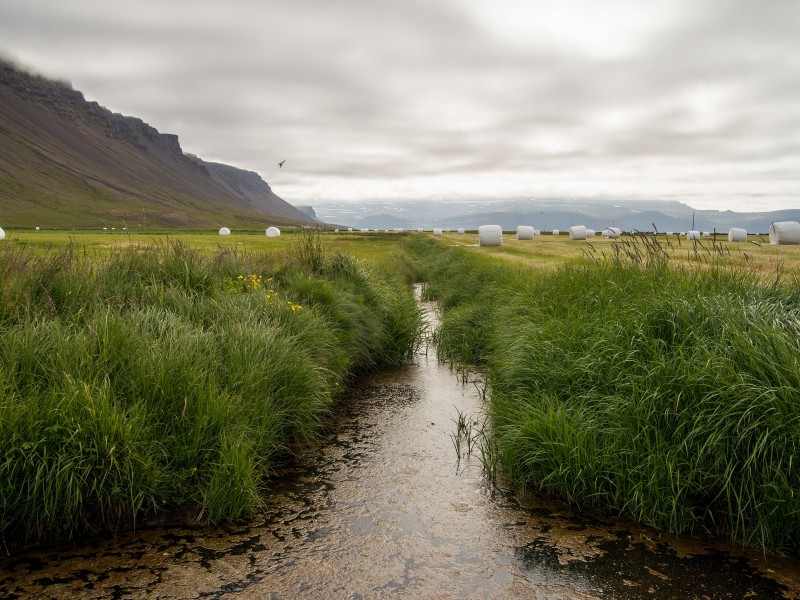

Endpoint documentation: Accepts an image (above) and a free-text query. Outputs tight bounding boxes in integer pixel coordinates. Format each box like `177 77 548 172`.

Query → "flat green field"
1 229 411 270
5 229 800 276
438 231 800 276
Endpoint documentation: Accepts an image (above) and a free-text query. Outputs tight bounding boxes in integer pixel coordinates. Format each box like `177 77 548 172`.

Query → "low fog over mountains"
1 59 795 232
314 198 799 234
0 60 315 228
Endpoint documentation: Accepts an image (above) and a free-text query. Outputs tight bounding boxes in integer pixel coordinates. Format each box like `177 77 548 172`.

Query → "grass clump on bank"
410 236 800 557
0 234 422 546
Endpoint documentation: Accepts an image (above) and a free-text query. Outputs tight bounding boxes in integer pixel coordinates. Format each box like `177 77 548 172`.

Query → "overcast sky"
1 0 798 212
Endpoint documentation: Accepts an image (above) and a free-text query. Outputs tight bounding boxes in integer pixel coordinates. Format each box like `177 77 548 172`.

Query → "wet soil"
1 298 799 599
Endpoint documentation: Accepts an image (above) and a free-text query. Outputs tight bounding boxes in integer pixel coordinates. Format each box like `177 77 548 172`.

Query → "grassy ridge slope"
0 60 313 229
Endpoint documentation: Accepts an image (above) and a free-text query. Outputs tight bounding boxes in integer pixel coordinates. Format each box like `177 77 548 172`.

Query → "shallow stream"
1 294 799 599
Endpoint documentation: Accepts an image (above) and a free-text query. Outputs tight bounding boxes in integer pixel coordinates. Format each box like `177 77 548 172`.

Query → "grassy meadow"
2 226 799 555
0 228 422 546
410 231 800 557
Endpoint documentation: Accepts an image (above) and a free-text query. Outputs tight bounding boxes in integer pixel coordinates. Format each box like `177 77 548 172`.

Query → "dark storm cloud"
0 0 797 210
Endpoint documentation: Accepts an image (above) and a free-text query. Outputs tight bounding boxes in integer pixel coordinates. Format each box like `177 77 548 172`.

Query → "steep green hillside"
0 60 315 229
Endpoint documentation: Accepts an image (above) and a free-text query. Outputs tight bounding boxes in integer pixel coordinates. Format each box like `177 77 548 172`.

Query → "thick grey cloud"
1 0 797 210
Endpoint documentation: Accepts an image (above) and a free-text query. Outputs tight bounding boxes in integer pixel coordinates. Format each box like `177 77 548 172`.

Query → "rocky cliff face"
295 205 318 220
187 157 315 222
0 60 314 228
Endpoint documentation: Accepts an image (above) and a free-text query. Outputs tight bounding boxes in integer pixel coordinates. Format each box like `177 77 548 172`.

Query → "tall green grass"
0 238 422 545
411 237 800 556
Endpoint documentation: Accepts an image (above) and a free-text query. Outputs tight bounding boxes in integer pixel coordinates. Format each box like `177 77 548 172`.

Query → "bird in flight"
278 160 286 168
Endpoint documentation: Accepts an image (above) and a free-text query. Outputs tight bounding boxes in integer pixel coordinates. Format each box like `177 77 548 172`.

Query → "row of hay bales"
4 221 798 245
667 222 800 245
218 227 281 237
469 221 800 247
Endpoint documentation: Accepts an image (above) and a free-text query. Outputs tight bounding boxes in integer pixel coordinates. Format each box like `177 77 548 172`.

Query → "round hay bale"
552 229 560 236
35 226 40 231
569 225 587 240
334 229 339 233
457 228 465 234
417 228 424 233
348 227 353 232
728 228 747 242
266 227 281 237
769 221 800 245
516 226 534 240
585 229 595 237
219 227 231 236
686 230 700 240
361 228 369 233
702 231 711 238
602 227 621 238
534 229 540 235
0 226 5 240
478 224 503 246
433 228 443 236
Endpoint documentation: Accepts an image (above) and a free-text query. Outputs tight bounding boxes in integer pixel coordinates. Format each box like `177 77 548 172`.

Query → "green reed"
0 238 423 546
410 236 800 557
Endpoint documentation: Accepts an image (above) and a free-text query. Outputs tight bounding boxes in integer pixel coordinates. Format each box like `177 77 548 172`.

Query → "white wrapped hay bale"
444 228 451 233
666 231 673 236
478 224 503 246
769 221 800 245
348 227 353 232
433 228 443 236
457 228 465 234
702 231 711 238
569 225 587 240
602 227 621 239
417 228 424 233
686 230 700 240
534 229 540 235
728 228 747 242
361 228 369 233
0 226 5 240
552 229 560 236
334 229 339 233
219 227 231 236
517 226 534 240
266 227 281 237
585 229 595 237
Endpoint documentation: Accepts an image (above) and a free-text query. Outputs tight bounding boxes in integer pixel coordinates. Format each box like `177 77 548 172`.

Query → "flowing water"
1 293 799 599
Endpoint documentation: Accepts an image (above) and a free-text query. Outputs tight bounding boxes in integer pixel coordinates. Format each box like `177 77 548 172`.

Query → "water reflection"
0 300 798 599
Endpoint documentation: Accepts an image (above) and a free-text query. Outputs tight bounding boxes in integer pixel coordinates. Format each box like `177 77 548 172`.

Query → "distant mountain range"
313 198 800 234
1 60 796 233
0 60 316 229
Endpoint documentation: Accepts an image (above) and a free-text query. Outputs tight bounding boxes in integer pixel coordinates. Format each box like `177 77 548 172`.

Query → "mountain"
0 60 315 229
313 199 800 234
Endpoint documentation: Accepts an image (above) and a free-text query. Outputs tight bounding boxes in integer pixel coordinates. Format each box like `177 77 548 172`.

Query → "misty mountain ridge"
314 198 799 234
1 59 795 232
0 60 315 228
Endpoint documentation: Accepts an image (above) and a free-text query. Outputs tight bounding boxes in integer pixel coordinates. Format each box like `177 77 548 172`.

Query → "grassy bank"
410 236 800 556
0 233 422 546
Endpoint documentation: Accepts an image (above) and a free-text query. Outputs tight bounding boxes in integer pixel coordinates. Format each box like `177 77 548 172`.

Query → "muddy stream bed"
1 294 799 599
